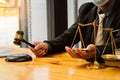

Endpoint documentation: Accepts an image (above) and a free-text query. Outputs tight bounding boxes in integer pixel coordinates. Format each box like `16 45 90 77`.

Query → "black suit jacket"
45 1 120 62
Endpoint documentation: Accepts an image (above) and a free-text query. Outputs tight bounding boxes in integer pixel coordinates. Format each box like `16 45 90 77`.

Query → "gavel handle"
21 39 35 48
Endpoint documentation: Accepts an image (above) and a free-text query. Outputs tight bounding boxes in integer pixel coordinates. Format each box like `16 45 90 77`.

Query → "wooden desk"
0 47 120 80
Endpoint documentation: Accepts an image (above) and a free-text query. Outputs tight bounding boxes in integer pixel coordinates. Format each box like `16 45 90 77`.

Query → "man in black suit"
29 0 120 63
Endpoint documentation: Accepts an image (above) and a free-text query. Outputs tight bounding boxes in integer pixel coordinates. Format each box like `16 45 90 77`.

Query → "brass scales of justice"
70 20 117 69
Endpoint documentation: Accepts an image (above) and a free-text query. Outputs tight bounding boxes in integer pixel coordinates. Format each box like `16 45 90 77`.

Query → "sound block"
5 53 32 62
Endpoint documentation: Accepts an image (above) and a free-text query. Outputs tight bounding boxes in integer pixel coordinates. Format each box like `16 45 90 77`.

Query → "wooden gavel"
13 31 35 48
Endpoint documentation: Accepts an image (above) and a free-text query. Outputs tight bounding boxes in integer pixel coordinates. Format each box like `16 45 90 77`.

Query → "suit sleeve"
44 2 95 54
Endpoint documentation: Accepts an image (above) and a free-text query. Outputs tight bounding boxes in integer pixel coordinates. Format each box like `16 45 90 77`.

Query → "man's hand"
29 41 48 57
65 44 96 60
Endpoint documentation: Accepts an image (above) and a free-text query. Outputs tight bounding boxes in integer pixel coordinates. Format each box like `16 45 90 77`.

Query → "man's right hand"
29 41 48 57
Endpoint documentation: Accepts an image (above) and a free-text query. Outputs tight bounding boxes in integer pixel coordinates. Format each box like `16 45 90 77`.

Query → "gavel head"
13 31 24 45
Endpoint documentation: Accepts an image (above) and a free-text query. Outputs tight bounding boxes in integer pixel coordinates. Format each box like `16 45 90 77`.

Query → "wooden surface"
0 47 120 80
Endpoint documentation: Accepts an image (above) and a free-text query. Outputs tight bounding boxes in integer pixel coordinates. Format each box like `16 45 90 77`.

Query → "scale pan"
102 54 120 67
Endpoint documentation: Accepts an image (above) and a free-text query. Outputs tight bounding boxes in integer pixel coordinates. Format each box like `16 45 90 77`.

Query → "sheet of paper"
0 49 16 57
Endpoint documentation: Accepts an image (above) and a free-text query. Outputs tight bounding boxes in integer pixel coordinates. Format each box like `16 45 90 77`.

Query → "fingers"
31 49 47 57
75 48 88 59
65 45 95 59
65 46 81 58
34 50 46 57
29 41 41 51
29 42 48 57
34 42 48 51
